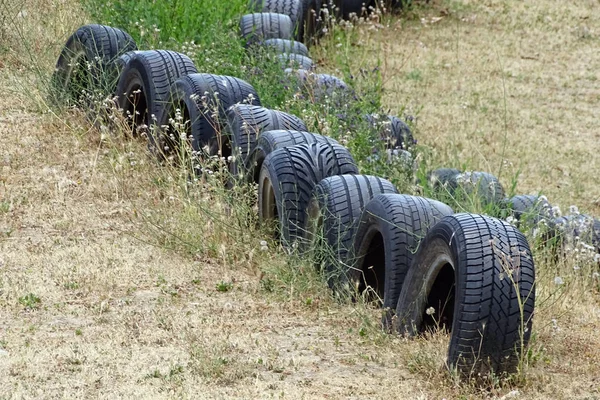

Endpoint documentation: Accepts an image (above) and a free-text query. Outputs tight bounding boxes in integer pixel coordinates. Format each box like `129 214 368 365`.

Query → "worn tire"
258 142 359 247
250 0 303 27
507 195 552 227
366 114 415 150
351 194 452 324
262 38 309 56
116 50 197 138
286 69 350 102
154 73 261 159
396 213 536 377
52 24 137 106
455 171 505 205
248 130 339 183
427 168 461 191
240 13 294 44
226 105 308 180
306 176 399 290
278 53 314 70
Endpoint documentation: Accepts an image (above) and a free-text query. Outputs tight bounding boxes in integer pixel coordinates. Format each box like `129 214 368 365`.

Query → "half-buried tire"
247 130 339 183
240 13 294 44
306 176 399 292
226 105 307 181
351 194 453 325
258 142 358 247
154 73 261 160
116 50 197 139
395 213 535 377
52 24 137 107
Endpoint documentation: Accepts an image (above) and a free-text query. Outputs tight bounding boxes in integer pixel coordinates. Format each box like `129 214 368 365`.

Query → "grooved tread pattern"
53 24 137 102
250 0 303 25
397 213 536 376
278 53 314 70
260 142 359 246
311 176 398 288
354 194 453 310
240 13 294 44
227 105 307 179
156 73 261 154
262 39 309 56
117 50 197 134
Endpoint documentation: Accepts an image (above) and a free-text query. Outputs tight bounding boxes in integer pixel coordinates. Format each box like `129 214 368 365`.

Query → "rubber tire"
554 214 600 251
262 38 309 56
298 0 323 44
507 195 551 226
258 142 359 247
306 176 399 290
52 24 137 106
249 0 303 27
286 69 350 102
240 13 293 44
332 0 373 20
278 53 314 70
116 50 197 139
351 194 453 325
226 105 308 180
427 168 461 191
366 114 415 150
248 130 339 183
455 171 505 205
154 73 261 159
395 213 535 377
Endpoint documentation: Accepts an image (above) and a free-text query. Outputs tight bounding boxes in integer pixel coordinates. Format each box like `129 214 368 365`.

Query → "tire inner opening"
359 231 385 302
422 262 455 332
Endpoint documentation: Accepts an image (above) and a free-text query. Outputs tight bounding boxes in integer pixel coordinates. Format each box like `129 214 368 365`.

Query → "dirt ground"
1 0 600 399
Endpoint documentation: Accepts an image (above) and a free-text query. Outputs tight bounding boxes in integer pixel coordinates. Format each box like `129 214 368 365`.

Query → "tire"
350 194 452 325
554 214 600 251
306 176 399 290
455 171 505 205
507 195 551 227
298 0 323 44
52 24 137 107
331 0 373 20
249 0 303 27
262 38 309 57
247 130 339 183
258 142 359 247
226 105 308 181
278 53 314 70
366 114 415 150
154 73 261 159
395 213 535 377
116 50 197 138
240 13 293 44
427 168 461 191
286 69 350 102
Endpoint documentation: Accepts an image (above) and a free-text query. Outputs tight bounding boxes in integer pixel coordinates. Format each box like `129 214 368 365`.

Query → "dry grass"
1 0 600 398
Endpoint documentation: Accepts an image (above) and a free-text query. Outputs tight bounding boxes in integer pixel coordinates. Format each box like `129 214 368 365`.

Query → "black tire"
249 0 303 27
298 0 323 44
286 69 350 102
350 194 452 324
395 213 535 377
306 176 399 290
248 130 339 183
116 50 197 138
278 53 314 70
226 105 308 180
258 142 359 247
507 195 552 226
427 168 461 194
331 0 373 20
52 24 137 106
455 171 505 205
154 73 261 159
366 114 415 150
240 13 293 44
262 38 309 57
554 213 600 251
